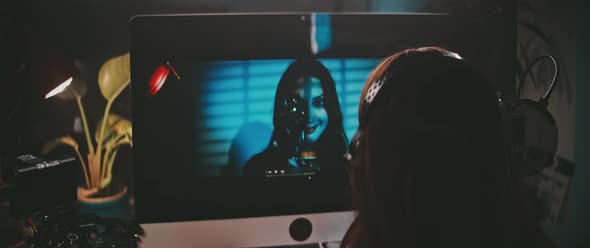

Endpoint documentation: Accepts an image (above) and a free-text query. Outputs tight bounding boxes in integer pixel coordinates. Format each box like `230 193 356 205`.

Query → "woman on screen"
242 58 348 177
342 47 554 247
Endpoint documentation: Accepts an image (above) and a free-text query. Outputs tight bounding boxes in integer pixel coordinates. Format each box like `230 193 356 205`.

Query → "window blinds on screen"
195 58 380 175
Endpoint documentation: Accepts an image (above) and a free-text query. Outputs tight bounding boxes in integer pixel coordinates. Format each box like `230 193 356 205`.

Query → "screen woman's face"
294 76 328 146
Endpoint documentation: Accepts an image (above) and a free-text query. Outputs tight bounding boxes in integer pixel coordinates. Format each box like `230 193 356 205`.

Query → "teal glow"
329 73 344 82
200 116 245 129
312 13 332 54
199 142 232 154
247 114 274 124
204 64 245 78
204 78 245 91
248 60 291 75
318 59 342 71
344 105 359 116
345 94 361 103
346 58 381 68
248 75 282 88
346 69 374 81
345 82 365 93
344 118 359 128
202 91 244 104
345 128 358 141
371 0 426 12
197 58 380 166
248 101 274 114
247 88 277 100
202 129 239 141
202 103 245 117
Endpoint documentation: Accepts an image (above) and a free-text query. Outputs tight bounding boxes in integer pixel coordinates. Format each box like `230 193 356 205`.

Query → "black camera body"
3 154 77 217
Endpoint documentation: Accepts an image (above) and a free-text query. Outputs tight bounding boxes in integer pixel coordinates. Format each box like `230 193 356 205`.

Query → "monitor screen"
141 58 379 178
130 13 515 246
133 59 371 222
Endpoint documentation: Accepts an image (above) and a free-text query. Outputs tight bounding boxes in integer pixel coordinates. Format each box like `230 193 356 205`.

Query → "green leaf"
57 78 88 100
41 135 79 155
98 53 130 101
95 113 133 145
127 134 133 147
114 136 132 149
112 117 132 139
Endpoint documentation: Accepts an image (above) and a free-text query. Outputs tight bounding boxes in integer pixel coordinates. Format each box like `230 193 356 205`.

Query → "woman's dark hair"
271 58 348 157
342 47 552 248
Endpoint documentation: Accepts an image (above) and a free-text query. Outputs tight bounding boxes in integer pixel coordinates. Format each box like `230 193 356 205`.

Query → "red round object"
147 64 171 96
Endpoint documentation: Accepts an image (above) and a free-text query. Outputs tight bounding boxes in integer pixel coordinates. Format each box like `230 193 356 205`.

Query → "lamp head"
45 77 73 99
29 45 79 100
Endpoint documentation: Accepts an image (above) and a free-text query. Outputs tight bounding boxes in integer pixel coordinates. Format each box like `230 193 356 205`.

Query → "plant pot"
77 186 131 220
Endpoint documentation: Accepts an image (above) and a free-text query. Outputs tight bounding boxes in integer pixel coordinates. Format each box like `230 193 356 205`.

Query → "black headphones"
500 55 559 175
345 50 467 162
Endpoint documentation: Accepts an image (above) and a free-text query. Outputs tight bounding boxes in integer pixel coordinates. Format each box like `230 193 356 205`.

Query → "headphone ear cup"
504 99 558 176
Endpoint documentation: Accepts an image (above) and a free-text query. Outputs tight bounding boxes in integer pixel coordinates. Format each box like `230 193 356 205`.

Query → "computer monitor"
130 13 515 247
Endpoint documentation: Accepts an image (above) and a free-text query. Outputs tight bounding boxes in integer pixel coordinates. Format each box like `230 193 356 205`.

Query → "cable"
516 55 559 106
540 55 559 105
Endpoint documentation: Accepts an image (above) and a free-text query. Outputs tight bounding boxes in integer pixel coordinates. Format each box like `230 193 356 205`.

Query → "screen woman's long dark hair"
271 58 348 158
342 47 553 248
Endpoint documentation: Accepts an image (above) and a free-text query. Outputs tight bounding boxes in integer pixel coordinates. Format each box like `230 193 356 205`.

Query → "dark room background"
0 0 585 247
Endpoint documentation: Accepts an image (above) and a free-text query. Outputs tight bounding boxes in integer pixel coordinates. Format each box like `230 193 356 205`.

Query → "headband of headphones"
345 50 467 164
358 50 465 128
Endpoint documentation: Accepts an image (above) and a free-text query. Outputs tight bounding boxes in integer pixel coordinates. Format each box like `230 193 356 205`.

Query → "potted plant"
42 53 132 203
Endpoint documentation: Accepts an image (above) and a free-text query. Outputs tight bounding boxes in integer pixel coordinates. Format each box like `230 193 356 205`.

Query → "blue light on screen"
196 58 381 173
312 13 332 54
